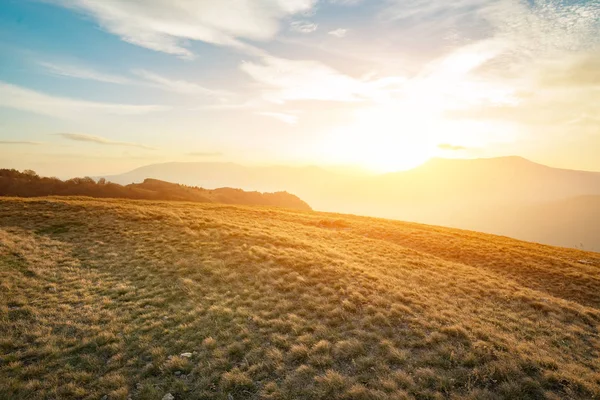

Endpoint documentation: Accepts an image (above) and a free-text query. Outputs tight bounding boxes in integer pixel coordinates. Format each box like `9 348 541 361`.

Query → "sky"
0 0 598 178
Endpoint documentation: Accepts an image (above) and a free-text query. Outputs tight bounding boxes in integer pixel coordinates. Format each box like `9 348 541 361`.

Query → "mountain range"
104 156 600 251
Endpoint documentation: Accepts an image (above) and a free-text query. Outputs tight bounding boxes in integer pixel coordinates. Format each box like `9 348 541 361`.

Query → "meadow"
1 197 599 400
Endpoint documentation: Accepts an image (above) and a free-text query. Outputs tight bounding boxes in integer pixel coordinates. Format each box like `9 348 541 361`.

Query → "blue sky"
0 0 599 177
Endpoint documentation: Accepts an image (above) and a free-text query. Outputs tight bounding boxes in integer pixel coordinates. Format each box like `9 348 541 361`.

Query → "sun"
321 105 439 172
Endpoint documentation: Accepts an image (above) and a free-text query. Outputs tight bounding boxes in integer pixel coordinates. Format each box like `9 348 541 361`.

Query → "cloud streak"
37 61 233 98
328 29 348 38
38 61 132 84
290 21 318 33
0 82 168 118
438 143 468 151
257 112 299 125
0 140 43 145
50 0 317 57
55 133 155 150
132 70 231 98
187 151 223 157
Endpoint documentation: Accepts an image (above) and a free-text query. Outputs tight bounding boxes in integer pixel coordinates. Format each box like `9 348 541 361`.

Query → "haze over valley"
103 156 600 251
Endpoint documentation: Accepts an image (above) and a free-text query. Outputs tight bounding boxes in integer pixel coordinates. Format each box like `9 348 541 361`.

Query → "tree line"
0 169 311 210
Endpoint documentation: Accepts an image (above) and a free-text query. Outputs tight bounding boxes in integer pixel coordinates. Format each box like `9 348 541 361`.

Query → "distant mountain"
103 162 353 212
351 156 600 223
131 179 311 211
103 157 600 251
103 162 345 191
0 170 311 211
379 156 600 203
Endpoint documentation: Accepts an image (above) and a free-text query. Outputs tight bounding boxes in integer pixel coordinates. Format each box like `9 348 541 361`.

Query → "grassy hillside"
1 197 599 400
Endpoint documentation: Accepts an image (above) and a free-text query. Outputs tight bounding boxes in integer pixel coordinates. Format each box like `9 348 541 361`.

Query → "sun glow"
320 102 522 173
321 106 442 172
318 48 524 173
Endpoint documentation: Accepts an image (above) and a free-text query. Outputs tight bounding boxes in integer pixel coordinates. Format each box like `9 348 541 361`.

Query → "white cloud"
328 28 348 38
0 82 168 118
256 112 299 125
480 0 600 72
51 0 318 57
132 70 231 98
55 133 155 149
38 61 132 84
379 0 599 126
240 56 405 103
290 21 318 33
383 0 599 59
329 0 363 4
384 0 489 21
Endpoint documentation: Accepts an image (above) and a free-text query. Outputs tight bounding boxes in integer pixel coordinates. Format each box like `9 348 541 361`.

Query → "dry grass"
1 196 599 400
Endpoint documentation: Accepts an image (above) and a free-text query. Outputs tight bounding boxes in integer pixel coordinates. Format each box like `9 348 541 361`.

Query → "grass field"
1 197 599 400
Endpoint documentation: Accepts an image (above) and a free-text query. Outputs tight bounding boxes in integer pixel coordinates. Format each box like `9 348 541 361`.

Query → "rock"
162 394 175 400
174 371 182 376
180 352 192 358
101 396 108 400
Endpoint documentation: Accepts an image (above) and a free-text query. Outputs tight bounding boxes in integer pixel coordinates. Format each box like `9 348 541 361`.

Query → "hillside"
1 197 600 400
0 169 311 211
103 157 600 251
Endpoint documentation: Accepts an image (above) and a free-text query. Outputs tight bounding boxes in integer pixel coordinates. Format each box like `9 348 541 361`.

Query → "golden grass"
1 196 599 400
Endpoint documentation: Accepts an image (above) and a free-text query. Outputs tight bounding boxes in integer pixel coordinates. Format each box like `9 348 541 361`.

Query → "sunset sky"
0 0 598 177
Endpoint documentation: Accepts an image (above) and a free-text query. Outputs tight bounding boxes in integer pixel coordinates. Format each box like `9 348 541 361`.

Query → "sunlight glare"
322 105 437 172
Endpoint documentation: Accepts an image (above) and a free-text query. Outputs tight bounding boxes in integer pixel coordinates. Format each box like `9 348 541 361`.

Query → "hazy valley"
104 157 600 252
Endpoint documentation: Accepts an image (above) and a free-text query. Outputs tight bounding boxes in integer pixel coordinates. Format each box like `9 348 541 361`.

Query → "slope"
1 197 599 400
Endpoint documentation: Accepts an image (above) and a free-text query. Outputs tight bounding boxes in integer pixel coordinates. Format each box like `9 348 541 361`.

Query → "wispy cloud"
55 133 155 150
240 56 405 104
49 0 317 58
37 61 233 98
0 140 43 145
38 61 132 84
290 21 318 33
328 29 348 38
383 0 489 22
132 70 231 98
187 151 223 157
256 112 299 125
438 143 468 151
421 0 600 130
0 82 168 118
329 0 363 5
